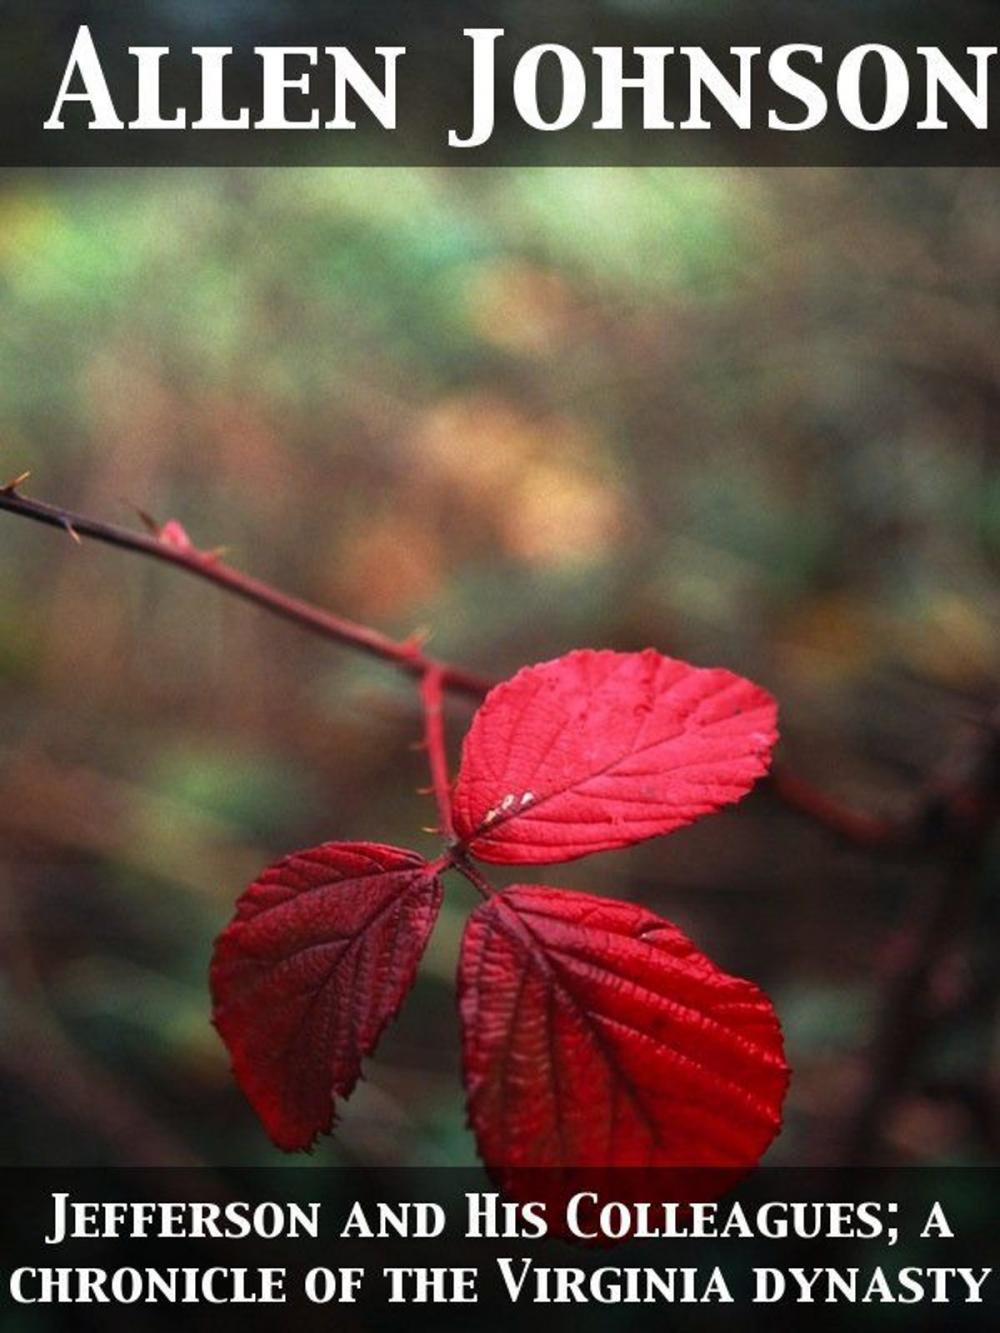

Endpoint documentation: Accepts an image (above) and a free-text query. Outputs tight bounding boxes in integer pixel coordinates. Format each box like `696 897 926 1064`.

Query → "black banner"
2 1 1000 165
0 1169 997 1330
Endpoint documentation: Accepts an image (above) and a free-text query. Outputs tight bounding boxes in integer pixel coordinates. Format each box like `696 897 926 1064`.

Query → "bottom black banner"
0 1168 996 1330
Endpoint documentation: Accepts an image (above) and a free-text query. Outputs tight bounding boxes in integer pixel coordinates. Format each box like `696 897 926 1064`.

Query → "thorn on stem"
63 519 81 545
403 625 433 653
1 470 31 495
135 507 160 535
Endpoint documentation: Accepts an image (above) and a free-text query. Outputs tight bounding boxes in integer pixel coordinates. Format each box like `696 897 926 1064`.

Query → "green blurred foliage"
0 167 998 1169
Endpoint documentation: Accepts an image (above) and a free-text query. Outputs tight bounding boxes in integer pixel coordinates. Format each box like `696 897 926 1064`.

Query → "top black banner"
3 1 1000 166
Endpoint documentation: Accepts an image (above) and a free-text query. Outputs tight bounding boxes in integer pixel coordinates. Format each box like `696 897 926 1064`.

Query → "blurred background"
0 167 998 1171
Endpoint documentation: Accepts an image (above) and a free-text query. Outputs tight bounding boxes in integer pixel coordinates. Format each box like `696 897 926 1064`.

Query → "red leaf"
459 885 788 1182
211 841 442 1151
452 648 778 864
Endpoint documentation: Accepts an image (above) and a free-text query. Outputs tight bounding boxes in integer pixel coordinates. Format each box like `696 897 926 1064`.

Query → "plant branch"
419 665 454 841
768 767 907 849
0 479 915 850
840 706 1000 1164
0 485 492 700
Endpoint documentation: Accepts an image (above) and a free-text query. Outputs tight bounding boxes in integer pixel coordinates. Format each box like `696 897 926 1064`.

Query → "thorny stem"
0 480 921 848
419 666 454 841
0 486 493 700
